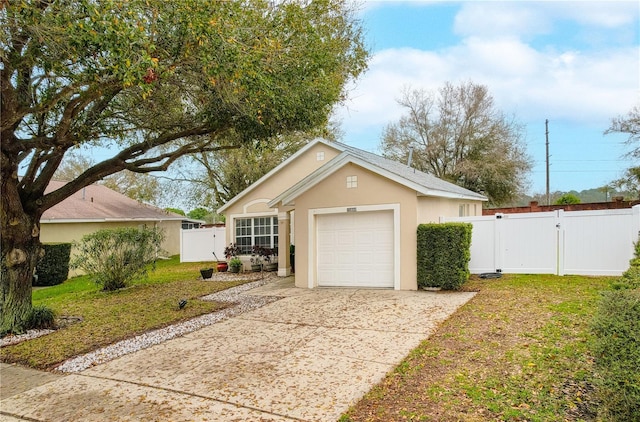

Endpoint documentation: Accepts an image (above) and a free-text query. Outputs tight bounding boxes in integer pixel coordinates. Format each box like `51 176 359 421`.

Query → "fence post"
556 210 565 276
633 205 640 244
494 214 503 272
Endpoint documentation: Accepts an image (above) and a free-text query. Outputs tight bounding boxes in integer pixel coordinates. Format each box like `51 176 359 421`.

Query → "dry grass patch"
1 257 252 369
341 274 610 422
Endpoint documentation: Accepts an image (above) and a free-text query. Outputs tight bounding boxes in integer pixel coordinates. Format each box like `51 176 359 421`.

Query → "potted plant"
250 245 264 272
213 252 227 272
263 247 278 272
229 257 242 273
200 267 214 279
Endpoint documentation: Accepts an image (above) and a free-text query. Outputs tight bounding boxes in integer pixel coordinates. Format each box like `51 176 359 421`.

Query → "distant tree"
55 153 166 205
605 104 640 200
53 152 95 182
606 104 640 160
380 82 532 205
187 208 209 220
165 208 185 216
555 193 581 205
102 171 161 205
611 167 640 200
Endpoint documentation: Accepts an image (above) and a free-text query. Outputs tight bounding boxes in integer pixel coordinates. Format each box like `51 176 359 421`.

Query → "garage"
316 210 394 288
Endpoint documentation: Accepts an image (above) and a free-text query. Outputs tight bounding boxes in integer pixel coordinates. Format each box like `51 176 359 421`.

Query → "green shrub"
71 226 165 291
33 243 72 286
417 223 472 290
26 305 56 330
591 289 640 421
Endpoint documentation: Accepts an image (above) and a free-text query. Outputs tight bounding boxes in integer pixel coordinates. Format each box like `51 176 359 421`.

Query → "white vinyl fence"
180 227 226 263
441 205 640 276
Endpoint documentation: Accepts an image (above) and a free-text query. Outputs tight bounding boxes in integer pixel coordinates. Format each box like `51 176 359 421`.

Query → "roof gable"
217 138 341 213
41 181 185 222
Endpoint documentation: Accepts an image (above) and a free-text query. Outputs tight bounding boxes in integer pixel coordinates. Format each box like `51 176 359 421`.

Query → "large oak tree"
0 0 367 333
380 82 532 205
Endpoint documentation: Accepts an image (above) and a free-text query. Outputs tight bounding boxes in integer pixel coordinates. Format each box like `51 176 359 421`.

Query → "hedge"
591 289 640 420
417 223 472 290
591 234 640 420
33 243 71 286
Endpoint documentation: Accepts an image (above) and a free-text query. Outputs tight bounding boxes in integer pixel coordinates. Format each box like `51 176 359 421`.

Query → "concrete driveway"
1 278 474 422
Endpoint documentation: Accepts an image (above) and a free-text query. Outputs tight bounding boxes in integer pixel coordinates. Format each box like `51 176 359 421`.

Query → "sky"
332 0 640 196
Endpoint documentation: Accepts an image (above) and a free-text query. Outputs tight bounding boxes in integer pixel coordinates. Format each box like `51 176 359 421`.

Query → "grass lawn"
341 273 612 422
0 257 251 370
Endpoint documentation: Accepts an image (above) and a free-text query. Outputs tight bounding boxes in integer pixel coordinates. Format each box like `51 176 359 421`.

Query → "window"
235 216 278 254
317 151 325 161
459 204 470 217
346 175 358 188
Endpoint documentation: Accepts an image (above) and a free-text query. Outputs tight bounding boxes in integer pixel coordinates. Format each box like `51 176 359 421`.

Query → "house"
40 181 200 259
217 138 487 290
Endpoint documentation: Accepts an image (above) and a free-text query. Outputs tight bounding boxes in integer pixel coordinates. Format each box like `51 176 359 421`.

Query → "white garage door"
317 210 394 288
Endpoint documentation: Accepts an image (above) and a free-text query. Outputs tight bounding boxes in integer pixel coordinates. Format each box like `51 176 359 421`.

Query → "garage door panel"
317 210 394 288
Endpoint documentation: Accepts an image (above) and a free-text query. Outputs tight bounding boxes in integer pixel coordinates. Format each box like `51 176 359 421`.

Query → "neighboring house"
218 138 487 290
40 181 201 260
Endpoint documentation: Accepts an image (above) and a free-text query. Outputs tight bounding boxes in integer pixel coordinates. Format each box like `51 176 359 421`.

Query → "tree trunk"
1 171 41 334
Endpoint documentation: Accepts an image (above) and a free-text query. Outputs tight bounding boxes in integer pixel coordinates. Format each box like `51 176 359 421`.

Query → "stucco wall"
40 220 182 276
417 196 484 223
292 163 419 290
223 142 341 244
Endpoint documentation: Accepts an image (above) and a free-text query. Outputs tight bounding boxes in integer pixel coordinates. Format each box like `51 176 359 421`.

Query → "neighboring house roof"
41 181 189 223
220 138 487 213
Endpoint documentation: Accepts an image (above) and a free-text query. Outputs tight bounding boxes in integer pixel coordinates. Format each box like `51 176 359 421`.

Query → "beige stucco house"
41 181 194 260
218 138 487 290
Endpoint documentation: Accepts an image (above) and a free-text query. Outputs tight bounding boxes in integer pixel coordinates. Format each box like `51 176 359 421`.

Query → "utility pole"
545 119 550 206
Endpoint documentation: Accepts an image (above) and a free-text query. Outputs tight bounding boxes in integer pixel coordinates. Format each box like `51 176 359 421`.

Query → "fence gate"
441 205 640 276
180 226 226 263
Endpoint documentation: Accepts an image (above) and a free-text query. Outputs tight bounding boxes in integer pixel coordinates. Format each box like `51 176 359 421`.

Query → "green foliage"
165 207 185 216
25 305 56 330
417 223 472 290
187 207 209 220
71 227 165 291
229 257 242 269
554 193 581 205
34 244 72 287
591 289 640 421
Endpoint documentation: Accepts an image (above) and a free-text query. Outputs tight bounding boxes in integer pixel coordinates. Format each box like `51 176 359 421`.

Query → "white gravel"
0 329 56 347
29 273 283 373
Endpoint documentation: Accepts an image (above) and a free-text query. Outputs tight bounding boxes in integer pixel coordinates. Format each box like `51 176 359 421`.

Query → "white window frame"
231 213 279 254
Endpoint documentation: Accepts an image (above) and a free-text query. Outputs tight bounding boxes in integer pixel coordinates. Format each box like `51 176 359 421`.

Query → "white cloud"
336 43 638 142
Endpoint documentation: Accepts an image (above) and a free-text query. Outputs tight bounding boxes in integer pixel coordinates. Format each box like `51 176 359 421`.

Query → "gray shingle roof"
333 141 487 200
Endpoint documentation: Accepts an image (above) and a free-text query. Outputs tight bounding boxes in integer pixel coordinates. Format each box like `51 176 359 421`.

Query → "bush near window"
591 236 640 421
33 243 72 287
417 223 472 290
71 227 165 291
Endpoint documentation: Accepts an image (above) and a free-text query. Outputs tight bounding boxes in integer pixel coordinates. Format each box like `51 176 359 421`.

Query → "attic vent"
346 175 357 189
316 151 325 161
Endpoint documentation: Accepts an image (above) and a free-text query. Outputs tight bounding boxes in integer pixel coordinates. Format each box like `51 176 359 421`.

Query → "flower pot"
229 265 241 273
251 264 262 272
265 263 277 272
216 262 228 272
200 268 214 279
